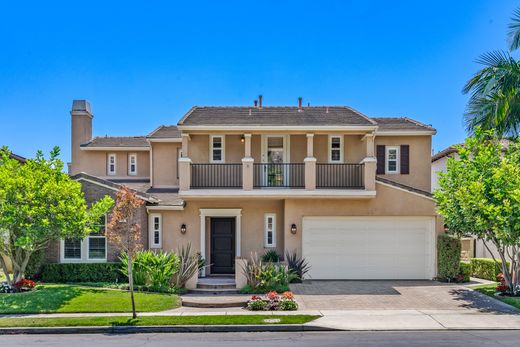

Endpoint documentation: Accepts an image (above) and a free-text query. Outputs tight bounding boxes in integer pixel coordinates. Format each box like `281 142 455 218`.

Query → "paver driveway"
290 280 518 313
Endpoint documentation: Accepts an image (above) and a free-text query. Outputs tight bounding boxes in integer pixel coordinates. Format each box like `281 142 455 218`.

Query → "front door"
210 217 235 274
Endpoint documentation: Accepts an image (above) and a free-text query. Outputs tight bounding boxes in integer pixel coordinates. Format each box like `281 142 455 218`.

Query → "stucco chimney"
258 95 263 108
298 97 303 110
70 100 93 175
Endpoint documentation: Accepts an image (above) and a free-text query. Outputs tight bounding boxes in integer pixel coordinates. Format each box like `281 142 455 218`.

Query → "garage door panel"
302 217 435 280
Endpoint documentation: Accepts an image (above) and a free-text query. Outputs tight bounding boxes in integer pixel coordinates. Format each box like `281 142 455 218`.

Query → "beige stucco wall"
283 182 440 255
158 199 285 265
152 142 180 187
375 135 432 192
74 150 150 178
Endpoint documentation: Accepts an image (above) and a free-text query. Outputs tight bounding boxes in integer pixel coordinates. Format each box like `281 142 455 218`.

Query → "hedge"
41 262 127 283
459 262 471 282
437 234 461 280
470 258 510 281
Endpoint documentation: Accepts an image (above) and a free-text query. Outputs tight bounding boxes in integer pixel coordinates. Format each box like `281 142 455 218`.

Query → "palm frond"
508 7 520 51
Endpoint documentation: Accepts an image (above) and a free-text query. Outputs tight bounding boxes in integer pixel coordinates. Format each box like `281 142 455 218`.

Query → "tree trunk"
0 255 11 284
127 256 137 319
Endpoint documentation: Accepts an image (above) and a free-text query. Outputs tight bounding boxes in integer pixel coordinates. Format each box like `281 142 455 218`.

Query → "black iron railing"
253 163 305 188
191 163 242 189
316 163 364 189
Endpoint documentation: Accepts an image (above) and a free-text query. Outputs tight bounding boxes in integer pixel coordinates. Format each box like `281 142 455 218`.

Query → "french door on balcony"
260 135 290 187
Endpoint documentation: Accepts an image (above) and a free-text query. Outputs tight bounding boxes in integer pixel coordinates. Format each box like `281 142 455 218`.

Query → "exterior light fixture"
240 135 245 143
180 224 187 234
291 224 297 234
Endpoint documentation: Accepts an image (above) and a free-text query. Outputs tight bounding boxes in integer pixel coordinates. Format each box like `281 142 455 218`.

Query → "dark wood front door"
210 217 235 274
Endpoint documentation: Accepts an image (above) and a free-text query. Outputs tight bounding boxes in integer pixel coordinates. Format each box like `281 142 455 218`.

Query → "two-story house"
59 98 441 283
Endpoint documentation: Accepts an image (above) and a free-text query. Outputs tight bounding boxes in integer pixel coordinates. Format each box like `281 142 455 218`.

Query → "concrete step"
181 294 249 308
188 288 240 295
197 283 237 290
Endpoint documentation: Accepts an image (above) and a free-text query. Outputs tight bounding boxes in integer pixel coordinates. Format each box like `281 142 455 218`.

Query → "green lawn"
0 315 320 328
471 283 520 310
0 284 180 314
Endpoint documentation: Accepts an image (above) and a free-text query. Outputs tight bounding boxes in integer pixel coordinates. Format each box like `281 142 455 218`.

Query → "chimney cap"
71 100 92 114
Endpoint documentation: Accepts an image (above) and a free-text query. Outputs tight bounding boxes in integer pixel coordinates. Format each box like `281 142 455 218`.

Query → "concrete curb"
0 324 338 335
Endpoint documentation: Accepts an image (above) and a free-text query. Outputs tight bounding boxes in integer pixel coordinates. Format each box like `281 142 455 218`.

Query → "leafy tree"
463 8 520 137
0 147 113 287
434 130 520 294
106 186 144 318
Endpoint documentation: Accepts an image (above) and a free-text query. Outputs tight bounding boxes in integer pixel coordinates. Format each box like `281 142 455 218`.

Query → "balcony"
191 163 242 189
253 163 305 188
316 163 364 189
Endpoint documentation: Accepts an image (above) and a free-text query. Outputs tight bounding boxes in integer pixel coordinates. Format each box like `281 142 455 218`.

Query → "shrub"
242 253 263 289
247 296 268 311
24 249 46 280
497 273 508 293
120 252 148 286
121 250 180 292
285 250 310 282
245 291 298 311
437 234 461 281
174 243 201 289
470 258 510 281
458 262 471 282
241 253 296 294
279 298 298 311
0 282 13 293
261 250 280 263
41 263 126 283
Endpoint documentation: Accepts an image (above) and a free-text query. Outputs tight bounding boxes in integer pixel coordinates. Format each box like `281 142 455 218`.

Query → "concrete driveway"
290 280 518 313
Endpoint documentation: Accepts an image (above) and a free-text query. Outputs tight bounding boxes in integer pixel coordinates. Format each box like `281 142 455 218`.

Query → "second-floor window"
210 135 225 163
107 154 116 176
329 135 343 163
386 146 400 173
128 154 137 176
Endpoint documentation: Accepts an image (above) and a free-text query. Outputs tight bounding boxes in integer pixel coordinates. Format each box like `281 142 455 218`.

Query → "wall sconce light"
180 224 187 234
291 224 297 234
240 135 245 143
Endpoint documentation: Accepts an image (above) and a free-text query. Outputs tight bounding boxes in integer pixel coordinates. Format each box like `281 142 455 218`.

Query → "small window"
88 236 107 260
64 239 82 259
210 135 225 163
329 136 343 163
386 146 400 173
264 214 276 248
107 154 117 176
128 154 137 176
150 214 162 248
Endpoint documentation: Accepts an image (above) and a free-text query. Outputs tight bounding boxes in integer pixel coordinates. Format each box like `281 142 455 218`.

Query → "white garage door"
302 217 435 280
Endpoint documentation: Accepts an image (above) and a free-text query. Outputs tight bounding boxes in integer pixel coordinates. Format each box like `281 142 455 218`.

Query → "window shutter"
376 145 385 174
400 145 410 174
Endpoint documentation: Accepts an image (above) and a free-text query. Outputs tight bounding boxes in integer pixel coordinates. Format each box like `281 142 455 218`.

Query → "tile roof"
376 176 433 198
372 117 436 132
147 125 181 139
178 106 377 126
431 145 459 162
81 136 150 148
9 153 26 163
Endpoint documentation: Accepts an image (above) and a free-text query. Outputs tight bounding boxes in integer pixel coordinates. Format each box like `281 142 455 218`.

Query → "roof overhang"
375 130 437 136
147 138 183 143
146 205 185 211
177 125 379 132
80 146 150 151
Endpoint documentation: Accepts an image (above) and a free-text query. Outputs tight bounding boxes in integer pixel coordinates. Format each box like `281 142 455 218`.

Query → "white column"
244 133 252 157
306 133 314 157
199 212 206 277
236 213 241 257
181 134 190 158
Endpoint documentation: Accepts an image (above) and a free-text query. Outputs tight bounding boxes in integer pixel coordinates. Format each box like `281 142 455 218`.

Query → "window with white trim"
128 153 137 176
62 214 108 262
210 135 225 163
107 153 117 176
386 146 400 173
329 135 343 163
64 239 82 259
150 214 162 248
264 213 276 247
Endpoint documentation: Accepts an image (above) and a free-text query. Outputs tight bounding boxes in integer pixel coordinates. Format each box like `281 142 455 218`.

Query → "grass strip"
471 283 520 310
0 315 320 327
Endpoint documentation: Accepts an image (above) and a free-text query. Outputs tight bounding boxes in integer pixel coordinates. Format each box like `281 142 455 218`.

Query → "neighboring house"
432 144 512 261
57 98 441 281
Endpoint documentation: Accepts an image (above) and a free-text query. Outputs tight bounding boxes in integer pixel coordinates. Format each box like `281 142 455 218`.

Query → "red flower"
266 291 279 300
282 291 294 300
251 295 262 301
15 279 36 288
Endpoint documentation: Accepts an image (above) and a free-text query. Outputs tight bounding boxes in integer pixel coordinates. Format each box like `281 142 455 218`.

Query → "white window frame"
60 213 108 263
149 213 162 248
210 135 225 163
107 153 117 176
128 153 137 176
264 213 276 248
62 238 82 261
328 135 344 163
386 146 400 174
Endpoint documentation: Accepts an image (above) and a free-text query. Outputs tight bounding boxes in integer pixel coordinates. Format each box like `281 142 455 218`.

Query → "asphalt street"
1 331 520 347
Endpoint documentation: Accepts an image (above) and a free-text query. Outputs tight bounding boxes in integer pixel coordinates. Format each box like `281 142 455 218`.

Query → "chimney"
70 100 93 175
254 100 258 107
298 97 303 110
258 95 263 108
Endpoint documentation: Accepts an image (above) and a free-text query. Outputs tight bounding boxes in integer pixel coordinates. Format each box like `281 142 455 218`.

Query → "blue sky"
0 1 518 161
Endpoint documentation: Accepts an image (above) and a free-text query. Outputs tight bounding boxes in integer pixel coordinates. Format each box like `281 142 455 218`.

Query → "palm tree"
463 8 520 137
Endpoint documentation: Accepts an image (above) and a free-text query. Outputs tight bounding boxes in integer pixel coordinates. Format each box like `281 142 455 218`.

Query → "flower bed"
246 291 298 311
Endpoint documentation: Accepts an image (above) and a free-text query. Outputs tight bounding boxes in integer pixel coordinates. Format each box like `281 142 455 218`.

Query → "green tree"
0 147 113 287
463 8 520 137
434 130 520 294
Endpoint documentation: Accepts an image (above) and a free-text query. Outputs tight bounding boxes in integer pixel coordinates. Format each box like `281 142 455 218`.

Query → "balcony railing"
316 163 364 189
191 163 242 189
253 163 305 188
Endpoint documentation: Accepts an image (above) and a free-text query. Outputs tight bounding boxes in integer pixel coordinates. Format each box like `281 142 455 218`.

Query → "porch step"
195 276 237 291
181 294 249 308
188 288 240 295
